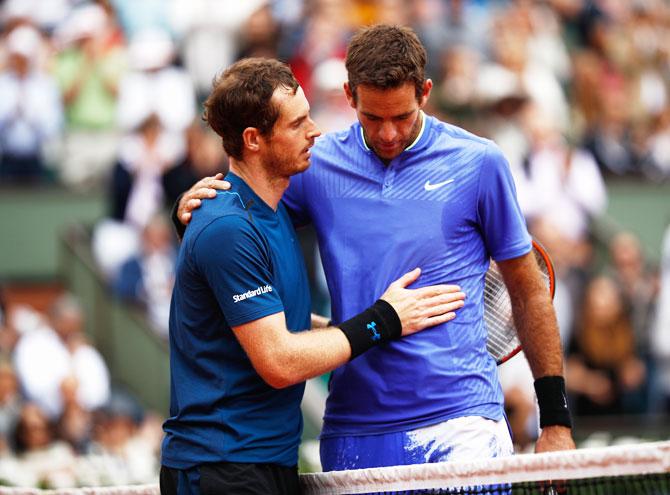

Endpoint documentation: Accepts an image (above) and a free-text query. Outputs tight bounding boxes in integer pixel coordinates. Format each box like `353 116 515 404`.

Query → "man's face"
345 80 432 162
261 86 321 178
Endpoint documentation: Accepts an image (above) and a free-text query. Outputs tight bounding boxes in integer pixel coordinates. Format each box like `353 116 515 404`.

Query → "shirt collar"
225 172 275 217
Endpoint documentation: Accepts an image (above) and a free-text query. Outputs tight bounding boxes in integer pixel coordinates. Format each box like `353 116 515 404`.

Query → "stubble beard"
263 145 306 183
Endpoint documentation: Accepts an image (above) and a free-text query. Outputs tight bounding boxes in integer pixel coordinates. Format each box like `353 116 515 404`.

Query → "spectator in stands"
13 294 111 419
582 70 642 177
609 232 658 355
55 388 93 455
0 24 62 182
310 57 356 134
113 214 176 336
109 0 173 41
287 0 350 100
652 223 670 414
235 2 280 60
53 3 126 187
86 396 158 485
1 0 71 34
0 286 17 356
0 359 22 453
12 403 77 488
566 276 647 416
169 0 269 102
478 7 570 135
644 105 670 181
109 113 186 230
117 29 194 136
434 44 482 128
522 103 607 244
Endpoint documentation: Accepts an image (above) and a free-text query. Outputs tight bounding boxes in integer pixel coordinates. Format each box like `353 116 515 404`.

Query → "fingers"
413 284 462 298
411 297 465 331
188 173 230 194
179 211 192 224
390 267 421 288
423 299 466 317
420 312 458 328
422 291 466 307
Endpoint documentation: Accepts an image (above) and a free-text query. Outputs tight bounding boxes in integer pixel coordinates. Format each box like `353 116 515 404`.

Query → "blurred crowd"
0 0 670 479
0 291 163 488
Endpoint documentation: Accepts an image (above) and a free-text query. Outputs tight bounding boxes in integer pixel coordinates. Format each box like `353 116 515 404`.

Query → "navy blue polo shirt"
161 172 311 469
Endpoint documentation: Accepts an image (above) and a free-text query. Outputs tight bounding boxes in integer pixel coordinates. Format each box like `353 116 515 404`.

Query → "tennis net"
300 440 670 494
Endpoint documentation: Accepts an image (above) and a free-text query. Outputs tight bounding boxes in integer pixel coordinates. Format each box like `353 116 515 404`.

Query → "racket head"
484 239 556 365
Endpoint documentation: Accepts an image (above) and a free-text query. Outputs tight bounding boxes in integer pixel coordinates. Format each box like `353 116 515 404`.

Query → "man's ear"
419 79 433 108
242 127 261 153
344 82 356 109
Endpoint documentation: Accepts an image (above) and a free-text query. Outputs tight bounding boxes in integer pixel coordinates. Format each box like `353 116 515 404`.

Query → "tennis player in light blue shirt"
176 25 575 471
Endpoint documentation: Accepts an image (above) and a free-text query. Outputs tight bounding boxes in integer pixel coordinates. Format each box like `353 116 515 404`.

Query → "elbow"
257 359 302 389
261 369 300 389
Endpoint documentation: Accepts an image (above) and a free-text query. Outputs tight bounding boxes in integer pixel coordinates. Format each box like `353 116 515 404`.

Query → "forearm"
500 252 574 439
511 288 564 378
502 254 564 379
270 326 351 388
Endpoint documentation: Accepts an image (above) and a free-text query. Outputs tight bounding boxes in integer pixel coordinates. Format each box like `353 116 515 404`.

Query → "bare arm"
233 312 351 388
497 251 576 452
498 252 563 378
233 268 465 389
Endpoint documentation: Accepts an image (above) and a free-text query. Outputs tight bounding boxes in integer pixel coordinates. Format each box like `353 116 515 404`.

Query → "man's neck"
229 160 287 211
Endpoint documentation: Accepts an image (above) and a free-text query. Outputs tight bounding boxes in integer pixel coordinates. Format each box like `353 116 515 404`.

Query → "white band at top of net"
300 441 670 495
0 485 159 495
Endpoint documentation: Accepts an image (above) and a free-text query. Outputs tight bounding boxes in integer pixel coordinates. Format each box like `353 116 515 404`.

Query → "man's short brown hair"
345 24 427 101
203 58 299 160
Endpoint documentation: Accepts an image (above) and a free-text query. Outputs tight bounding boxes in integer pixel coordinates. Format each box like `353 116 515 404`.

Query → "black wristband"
534 376 572 428
338 299 402 360
171 193 187 241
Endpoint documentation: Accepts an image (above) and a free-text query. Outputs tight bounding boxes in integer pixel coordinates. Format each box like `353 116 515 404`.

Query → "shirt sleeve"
190 214 284 327
477 142 532 261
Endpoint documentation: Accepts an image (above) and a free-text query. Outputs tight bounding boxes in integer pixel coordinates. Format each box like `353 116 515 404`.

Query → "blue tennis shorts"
320 416 514 471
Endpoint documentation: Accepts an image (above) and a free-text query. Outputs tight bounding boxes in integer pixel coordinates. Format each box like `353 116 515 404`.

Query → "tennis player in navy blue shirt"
161 58 466 495
176 26 575 474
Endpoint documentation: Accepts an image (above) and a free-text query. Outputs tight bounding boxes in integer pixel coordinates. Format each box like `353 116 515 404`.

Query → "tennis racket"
484 239 556 365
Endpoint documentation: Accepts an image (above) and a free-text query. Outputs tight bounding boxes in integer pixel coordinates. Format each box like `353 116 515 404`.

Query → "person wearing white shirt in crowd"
116 29 195 135
0 24 62 181
13 295 110 419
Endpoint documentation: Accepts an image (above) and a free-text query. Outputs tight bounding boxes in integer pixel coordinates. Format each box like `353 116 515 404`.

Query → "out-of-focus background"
0 0 669 488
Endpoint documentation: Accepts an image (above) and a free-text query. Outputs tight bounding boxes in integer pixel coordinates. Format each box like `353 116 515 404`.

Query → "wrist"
534 375 572 429
338 299 401 359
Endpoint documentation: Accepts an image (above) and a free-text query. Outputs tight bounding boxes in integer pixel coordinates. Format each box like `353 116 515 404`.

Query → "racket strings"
484 250 551 363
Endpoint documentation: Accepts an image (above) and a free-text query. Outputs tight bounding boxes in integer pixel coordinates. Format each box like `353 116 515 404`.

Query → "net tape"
0 442 667 495
0 486 158 495
300 441 670 494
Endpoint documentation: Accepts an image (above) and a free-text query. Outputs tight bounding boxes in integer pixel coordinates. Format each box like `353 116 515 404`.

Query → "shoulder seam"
475 142 493 227
189 212 254 255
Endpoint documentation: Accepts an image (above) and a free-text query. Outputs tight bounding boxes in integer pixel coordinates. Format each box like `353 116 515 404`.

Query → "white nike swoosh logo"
424 178 455 191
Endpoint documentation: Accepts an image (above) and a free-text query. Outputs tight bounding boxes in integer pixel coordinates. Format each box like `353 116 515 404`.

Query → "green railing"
60 223 171 414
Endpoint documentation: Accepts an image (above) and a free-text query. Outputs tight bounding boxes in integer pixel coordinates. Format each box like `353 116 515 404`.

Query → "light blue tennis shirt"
282 113 531 437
